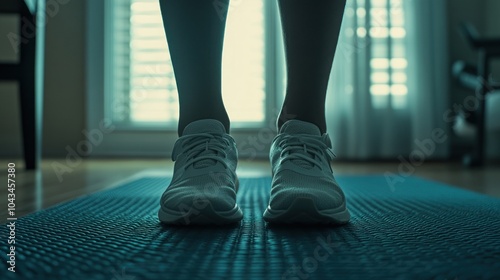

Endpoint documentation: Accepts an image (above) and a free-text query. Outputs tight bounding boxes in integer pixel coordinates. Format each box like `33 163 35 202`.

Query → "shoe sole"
158 201 243 225
263 197 350 225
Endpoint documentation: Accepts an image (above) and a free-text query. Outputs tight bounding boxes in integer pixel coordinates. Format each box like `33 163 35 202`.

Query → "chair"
0 0 45 170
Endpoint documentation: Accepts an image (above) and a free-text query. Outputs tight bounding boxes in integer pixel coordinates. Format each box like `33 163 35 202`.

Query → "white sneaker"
158 119 243 225
263 120 350 224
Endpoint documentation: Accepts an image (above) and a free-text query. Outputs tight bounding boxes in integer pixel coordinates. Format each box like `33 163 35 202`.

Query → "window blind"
108 0 266 127
344 0 408 109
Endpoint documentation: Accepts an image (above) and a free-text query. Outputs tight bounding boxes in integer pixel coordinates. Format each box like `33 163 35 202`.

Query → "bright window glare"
222 1 266 123
125 0 265 126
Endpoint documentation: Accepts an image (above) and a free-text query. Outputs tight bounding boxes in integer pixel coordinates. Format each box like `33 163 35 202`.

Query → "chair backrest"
459 21 500 56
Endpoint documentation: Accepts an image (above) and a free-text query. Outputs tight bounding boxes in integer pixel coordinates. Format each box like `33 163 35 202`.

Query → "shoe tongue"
280 120 322 170
280 120 321 136
181 119 227 169
182 119 227 136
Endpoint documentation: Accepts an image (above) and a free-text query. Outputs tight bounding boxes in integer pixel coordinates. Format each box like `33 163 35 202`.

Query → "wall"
0 0 86 158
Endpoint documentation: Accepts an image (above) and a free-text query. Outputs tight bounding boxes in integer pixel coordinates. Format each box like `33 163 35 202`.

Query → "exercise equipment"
452 22 500 167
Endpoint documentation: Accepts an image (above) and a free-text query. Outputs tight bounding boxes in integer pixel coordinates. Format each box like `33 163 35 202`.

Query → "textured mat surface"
1 176 500 280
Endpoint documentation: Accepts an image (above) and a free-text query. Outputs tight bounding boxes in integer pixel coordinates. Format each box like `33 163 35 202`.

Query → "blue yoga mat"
1 175 499 279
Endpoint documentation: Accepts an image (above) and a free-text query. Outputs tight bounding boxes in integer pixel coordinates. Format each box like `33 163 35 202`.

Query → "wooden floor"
1 159 499 220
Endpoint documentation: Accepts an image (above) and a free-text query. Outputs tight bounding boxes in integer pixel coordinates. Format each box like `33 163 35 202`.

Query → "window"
88 0 410 156
107 0 267 129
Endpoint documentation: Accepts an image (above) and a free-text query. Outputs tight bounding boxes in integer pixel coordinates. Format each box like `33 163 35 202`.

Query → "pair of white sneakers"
158 119 350 225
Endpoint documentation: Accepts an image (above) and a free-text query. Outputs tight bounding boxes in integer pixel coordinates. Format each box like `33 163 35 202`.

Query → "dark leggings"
159 0 346 135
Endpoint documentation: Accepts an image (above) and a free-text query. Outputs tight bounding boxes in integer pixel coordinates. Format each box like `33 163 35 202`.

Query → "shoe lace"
278 134 336 170
173 133 230 169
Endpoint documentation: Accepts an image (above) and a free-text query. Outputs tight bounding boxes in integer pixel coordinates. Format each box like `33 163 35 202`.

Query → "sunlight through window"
349 0 407 109
110 0 266 127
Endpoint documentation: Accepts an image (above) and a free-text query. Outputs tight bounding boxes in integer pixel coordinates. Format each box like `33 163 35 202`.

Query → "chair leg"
19 14 38 170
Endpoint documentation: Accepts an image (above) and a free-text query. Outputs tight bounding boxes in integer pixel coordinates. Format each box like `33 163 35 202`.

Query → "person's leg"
264 0 349 224
159 0 230 135
158 1 242 225
277 0 346 133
